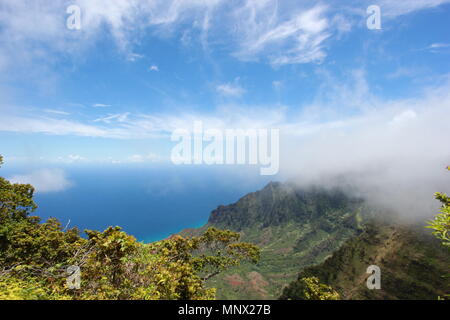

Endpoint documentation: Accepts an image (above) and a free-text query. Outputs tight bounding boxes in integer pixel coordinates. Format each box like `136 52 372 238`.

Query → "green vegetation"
184 177 449 300
426 166 450 298
280 221 450 300
183 182 364 299
282 276 340 300
0 155 259 300
427 167 450 248
2 152 448 300
281 167 450 300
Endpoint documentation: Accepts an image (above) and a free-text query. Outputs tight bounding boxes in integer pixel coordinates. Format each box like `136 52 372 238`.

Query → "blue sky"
1 1 450 204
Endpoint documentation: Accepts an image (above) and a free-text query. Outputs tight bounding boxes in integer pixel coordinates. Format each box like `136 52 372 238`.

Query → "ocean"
3 163 274 242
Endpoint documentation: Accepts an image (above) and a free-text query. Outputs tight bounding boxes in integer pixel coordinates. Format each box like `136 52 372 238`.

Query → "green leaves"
282 276 340 300
145 228 260 299
0 155 37 223
425 167 450 299
427 205 450 247
0 177 37 221
297 277 340 300
427 169 450 247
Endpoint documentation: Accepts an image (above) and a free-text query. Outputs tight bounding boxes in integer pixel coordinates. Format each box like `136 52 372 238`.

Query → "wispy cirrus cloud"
0 113 118 138
1 72 450 142
1 0 449 74
94 113 130 124
232 3 331 65
377 0 450 17
43 109 71 116
424 42 450 53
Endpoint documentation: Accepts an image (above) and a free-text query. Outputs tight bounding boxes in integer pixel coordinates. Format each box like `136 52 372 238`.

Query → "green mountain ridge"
182 181 365 299
182 181 449 300
281 221 450 300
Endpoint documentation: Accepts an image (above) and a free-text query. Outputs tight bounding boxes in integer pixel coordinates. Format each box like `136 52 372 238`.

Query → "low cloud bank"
281 88 450 219
8 168 73 193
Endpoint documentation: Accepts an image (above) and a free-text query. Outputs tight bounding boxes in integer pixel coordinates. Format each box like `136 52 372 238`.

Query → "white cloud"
8 168 73 193
56 154 87 163
216 82 245 97
331 13 352 36
43 109 70 115
389 109 417 126
282 100 450 219
149 65 159 71
0 114 113 137
232 3 331 65
378 0 450 18
92 103 111 108
1 0 449 75
94 112 130 124
127 153 160 163
0 72 449 148
127 53 144 62
423 42 450 53
275 72 450 219
429 43 450 49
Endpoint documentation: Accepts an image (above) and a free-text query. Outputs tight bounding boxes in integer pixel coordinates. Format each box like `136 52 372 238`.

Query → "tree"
426 166 450 299
0 155 37 222
143 228 260 300
282 276 340 300
427 166 450 247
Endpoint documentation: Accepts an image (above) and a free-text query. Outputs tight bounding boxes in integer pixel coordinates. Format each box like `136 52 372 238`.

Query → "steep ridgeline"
280 221 450 300
186 182 364 299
